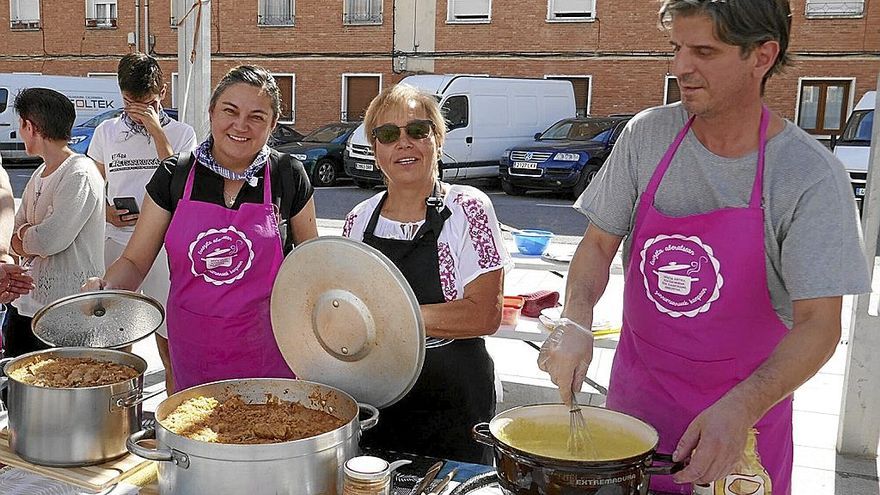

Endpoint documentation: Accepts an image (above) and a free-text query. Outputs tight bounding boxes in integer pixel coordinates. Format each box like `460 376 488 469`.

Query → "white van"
343 75 576 186
833 90 875 206
0 73 122 160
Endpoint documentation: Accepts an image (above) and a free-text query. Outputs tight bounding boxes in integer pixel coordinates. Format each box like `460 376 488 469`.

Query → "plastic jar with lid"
343 456 411 495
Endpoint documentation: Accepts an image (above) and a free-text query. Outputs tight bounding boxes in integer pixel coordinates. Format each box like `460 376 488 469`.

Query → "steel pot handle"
115 387 167 409
471 422 496 447
0 357 12 410
645 452 685 476
127 427 190 469
358 403 380 430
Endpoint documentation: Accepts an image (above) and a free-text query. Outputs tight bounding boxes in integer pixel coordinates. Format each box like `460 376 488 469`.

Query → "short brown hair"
363 84 447 149
659 0 792 84
117 52 164 97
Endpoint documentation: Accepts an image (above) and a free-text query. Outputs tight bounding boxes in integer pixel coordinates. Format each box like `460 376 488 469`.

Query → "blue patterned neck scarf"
120 108 172 143
194 137 270 185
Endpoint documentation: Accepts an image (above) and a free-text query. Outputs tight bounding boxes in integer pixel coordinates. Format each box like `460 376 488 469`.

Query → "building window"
797 79 851 136
447 0 490 23
86 0 117 28
546 76 591 117
664 76 681 105
805 0 864 17
259 0 294 26
10 0 41 30
547 0 595 21
272 74 295 122
344 0 382 25
342 75 380 122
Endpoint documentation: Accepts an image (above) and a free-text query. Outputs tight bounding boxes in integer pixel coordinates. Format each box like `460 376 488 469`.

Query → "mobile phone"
113 196 140 216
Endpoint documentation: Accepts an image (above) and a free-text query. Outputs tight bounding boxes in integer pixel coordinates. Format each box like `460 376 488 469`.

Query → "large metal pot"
473 404 682 495
127 378 379 495
0 347 155 466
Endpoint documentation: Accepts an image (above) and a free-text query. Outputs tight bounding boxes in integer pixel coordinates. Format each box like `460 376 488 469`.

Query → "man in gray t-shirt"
537 1 870 494
578 103 868 328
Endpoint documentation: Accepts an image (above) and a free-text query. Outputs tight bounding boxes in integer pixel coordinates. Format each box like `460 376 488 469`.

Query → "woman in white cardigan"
5 88 105 357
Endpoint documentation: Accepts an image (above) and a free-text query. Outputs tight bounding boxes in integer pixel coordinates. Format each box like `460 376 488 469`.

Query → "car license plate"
856 187 866 197
355 162 374 171
513 162 538 169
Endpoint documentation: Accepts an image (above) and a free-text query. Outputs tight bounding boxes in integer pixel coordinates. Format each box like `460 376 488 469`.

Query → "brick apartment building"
1 0 878 137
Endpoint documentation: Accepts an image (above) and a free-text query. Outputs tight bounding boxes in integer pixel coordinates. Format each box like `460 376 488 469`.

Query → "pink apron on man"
606 108 793 494
164 158 294 392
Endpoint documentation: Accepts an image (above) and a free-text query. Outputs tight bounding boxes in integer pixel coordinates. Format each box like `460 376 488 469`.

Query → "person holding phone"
6 88 103 358
88 53 197 392
84 65 318 393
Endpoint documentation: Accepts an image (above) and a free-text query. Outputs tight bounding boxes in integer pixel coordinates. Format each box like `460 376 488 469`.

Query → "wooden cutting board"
0 429 158 493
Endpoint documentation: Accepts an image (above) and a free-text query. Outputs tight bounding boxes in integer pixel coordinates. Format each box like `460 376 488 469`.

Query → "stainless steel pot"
0 347 158 466
127 378 379 495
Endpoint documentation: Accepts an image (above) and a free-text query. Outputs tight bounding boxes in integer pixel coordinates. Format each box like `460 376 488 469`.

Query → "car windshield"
302 124 353 143
838 110 873 145
539 119 617 142
79 110 122 128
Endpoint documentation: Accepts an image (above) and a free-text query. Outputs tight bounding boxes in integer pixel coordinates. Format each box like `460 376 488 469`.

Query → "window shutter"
805 0 864 16
346 77 380 122
552 0 592 15
665 78 681 104
12 0 40 20
451 0 490 18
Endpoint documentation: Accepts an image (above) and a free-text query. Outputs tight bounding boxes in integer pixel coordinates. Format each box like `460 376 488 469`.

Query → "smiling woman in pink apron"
538 1 870 494
343 84 512 463
85 66 318 393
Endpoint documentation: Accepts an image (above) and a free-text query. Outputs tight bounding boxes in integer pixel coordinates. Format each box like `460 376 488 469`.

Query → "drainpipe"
134 0 141 52
144 0 151 54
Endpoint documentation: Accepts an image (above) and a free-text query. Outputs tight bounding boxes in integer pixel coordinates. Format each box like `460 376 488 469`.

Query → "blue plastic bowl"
512 229 554 256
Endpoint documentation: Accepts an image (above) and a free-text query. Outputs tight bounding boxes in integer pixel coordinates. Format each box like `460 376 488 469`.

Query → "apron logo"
188 226 255 285
639 234 723 318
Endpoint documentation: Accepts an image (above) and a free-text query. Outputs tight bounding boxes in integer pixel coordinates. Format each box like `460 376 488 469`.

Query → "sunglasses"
371 120 434 145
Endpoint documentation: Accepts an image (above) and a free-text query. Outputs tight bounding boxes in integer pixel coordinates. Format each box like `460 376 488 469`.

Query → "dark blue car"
500 115 631 198
276 122 360 187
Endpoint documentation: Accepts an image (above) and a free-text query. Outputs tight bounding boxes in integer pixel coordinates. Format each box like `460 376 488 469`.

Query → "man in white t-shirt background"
88 52 197 391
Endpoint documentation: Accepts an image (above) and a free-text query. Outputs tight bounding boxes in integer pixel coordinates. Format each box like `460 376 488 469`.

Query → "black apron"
360 191 496 464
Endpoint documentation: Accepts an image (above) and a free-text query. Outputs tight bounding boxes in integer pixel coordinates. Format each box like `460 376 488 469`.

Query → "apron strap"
750 106 771 208
180 151 197 201
643 115 695 203
261 157 273 205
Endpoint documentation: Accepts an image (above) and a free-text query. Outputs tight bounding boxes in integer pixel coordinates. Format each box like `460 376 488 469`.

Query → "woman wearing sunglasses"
84 65 318 393
342 84 512 463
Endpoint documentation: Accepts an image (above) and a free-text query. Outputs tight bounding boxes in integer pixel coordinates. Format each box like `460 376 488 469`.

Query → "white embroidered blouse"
343 184 513 304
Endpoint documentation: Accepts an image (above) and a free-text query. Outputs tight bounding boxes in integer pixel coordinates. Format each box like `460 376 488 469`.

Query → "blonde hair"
363 84 446 176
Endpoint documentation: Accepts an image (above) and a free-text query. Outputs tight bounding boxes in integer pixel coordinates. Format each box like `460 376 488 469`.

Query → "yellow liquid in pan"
496 418 652 462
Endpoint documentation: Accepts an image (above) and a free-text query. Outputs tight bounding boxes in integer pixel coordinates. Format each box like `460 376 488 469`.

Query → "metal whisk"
568 395 599 458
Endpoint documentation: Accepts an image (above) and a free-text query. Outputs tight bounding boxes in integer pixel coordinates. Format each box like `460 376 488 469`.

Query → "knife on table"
426 467 458 495
409 461 443 495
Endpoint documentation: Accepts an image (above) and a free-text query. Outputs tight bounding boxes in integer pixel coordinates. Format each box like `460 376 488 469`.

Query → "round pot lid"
271 236 425 408
31 290 165 349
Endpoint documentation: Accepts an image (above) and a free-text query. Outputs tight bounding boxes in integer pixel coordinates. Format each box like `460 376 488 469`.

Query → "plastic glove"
537 317 594 406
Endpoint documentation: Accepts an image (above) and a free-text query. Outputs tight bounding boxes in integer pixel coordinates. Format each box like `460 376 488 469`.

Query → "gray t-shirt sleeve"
779 167 871 300
573 119 640 237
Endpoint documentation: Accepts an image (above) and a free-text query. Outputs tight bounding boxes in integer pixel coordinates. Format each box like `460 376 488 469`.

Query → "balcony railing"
85 17 117 28
257 14 294 26
805 1 865 17
343 11 382 25
10 19 41 30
